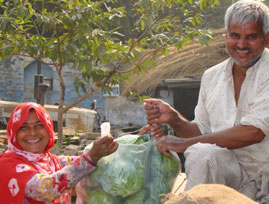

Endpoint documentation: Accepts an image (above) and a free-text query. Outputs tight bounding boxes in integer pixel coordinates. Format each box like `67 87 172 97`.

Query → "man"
144 0 269 202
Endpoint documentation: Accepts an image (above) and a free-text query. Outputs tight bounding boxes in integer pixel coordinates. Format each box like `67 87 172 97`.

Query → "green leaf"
141 19 145 30
0 0 219 113
28 3 33 18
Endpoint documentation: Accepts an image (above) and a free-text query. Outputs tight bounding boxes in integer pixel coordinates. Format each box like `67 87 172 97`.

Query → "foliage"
100 148 146 198
151 145 180 178
146 177 169 203
0 0 218 148
86 188 119 204
115 134 140 144
115 133 150 144
200 0 269 29
80 134 180 203
123 189 146 204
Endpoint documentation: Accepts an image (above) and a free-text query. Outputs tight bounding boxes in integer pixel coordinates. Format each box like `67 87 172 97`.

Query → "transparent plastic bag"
76 134 181 204
144 137 181 203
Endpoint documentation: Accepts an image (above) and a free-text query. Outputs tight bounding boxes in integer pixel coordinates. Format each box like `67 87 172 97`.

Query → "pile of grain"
162 184 258 204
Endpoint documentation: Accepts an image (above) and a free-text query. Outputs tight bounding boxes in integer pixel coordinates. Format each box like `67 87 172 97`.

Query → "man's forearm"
185 124 265 149
169 112 201 138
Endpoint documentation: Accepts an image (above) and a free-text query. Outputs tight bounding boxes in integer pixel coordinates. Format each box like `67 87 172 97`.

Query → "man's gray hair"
225 0 269 35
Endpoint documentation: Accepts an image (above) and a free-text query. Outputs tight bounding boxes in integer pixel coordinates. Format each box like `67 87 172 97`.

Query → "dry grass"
121 28 228 96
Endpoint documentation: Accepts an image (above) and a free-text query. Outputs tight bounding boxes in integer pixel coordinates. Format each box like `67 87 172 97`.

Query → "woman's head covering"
7 102 54 153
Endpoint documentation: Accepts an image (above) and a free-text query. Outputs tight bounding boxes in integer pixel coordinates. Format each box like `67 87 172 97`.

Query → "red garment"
0 102 69 203
0 152 63 204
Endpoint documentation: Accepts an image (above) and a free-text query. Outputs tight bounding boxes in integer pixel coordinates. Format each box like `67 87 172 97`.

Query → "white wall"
105 96 147 128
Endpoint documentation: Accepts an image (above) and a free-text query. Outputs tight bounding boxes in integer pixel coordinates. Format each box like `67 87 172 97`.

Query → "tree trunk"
57 105 64 149
56 64 65 150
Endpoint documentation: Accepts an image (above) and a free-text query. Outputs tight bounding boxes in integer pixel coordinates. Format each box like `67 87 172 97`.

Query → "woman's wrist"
83 153 97 166
87 150 101 166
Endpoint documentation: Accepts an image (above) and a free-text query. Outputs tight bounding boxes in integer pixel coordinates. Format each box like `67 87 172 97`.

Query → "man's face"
225 20 269 69
16 111 50 153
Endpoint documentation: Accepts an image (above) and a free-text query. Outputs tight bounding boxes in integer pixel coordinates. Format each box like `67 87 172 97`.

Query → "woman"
0 102 118 203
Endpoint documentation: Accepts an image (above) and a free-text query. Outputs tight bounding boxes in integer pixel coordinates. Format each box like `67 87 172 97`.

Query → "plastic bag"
76 134 181 204
144 137 181 203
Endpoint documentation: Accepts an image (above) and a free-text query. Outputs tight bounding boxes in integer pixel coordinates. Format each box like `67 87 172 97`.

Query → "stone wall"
0 56 152 129
0 56 25 100
0 56 106 120
105 96 147 128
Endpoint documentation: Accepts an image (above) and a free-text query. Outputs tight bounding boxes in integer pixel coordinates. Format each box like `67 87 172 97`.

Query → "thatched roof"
121 28 229 96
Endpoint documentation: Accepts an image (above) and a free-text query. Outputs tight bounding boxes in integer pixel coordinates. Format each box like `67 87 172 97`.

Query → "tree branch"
112 8 167 73
115 51 155 74
16 54 57 66
63 9 169 112
63 73 112 112
56 24 63 73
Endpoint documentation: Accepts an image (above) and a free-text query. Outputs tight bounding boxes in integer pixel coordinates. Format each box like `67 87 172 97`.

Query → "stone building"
0 56 106 121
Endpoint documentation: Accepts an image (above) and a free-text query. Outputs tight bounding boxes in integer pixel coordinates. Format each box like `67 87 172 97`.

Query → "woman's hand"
88 134 118 165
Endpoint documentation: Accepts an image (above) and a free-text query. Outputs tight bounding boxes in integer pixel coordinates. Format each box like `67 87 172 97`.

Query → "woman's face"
16 111 50 153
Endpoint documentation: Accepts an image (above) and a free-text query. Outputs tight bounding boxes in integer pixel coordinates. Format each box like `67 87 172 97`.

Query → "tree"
0 0 218 149
200 0 269 29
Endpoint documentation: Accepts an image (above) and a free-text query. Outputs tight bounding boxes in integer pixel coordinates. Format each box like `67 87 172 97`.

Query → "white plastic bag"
76 134 181 204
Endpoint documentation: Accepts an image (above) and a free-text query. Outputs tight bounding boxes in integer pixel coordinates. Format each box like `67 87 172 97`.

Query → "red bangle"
82 154 96 166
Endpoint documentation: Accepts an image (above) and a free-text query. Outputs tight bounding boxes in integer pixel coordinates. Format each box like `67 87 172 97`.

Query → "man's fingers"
144 98 161 105
150 124 163 138
156 143 171 156
138 125 151 135
154 131 163 138
146 112 160 121
163 150 172 156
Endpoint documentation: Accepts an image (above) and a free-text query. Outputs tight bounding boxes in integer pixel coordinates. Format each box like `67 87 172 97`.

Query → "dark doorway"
173 86 200 121
173 85 200 172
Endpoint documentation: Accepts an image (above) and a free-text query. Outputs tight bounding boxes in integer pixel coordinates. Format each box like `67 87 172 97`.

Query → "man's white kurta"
193 48 269 179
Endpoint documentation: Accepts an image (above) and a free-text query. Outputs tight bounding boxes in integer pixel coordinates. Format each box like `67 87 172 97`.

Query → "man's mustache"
232 46 252 52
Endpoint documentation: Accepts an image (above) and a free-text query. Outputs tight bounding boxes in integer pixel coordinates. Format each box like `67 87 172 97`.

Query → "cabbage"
101 157 145 198
151 145 180 177
81 134 180 204
161 153 180 177
96 142 148 198
84 157 107 188
147 177 169 204
80 173 101 189
116 133 150 145
144 198 157 204
86 188 119 204
134 133 150 144
134 136 146 145
115 134 140 144
123 189 146 204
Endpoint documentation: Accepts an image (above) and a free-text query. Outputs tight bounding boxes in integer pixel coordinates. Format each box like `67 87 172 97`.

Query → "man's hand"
156 135 190 156
150 123 164 138
144 98 178 125
138 124 163 138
